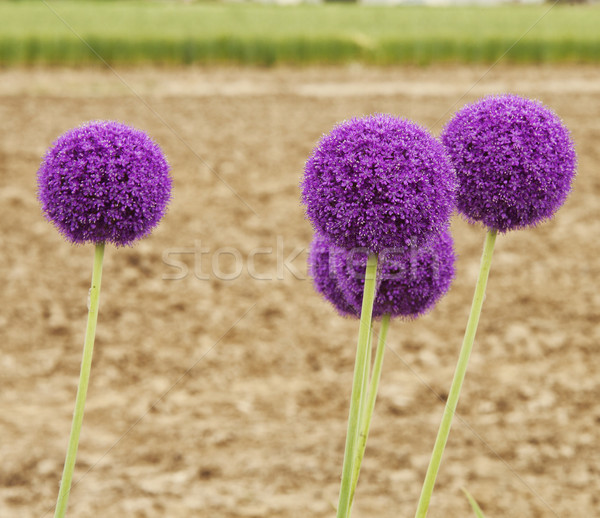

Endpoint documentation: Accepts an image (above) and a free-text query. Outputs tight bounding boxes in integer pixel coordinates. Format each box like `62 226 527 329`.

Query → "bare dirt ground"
0 65 598 518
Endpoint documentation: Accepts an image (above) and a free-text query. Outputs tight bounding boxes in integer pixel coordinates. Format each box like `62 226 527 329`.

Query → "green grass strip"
1 2 600 66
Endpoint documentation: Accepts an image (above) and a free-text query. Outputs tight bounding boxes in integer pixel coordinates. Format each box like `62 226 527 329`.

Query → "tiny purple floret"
441 94 577 232
38 121 172 246
333 230 455 319
302 114 457 253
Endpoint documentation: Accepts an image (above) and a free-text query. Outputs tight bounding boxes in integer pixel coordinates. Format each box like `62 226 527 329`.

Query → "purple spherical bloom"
302 114 457 254
38 121 172 246
308 232 358 318
333 229 455 319
441 94 577 232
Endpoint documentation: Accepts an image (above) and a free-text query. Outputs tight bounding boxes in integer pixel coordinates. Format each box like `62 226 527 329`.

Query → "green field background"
1 1 599 65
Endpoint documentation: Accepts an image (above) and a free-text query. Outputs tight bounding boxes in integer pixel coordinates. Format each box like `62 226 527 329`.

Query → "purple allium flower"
333 229 455 319
302 114 457 254
308 232 358 318
441 94 577 232
38 121 172 246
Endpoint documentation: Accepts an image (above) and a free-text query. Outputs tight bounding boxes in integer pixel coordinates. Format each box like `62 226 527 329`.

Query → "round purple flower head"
441 94 577 232
308 232 358 318
333 230 455 319
38 121 172 246
302 114 456 253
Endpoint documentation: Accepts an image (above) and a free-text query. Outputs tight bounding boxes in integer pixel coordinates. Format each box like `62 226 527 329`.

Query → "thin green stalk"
336 253 378 518
414 229 497 518
357 322 374 440
54 242 105 518
350 312 391 507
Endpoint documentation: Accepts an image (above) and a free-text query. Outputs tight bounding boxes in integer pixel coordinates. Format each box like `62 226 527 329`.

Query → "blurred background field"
1 64 599 518
2 1 599 517
1 0 600 66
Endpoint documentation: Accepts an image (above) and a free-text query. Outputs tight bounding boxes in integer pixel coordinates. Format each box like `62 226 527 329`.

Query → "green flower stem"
350 312 391 507
414 229 497 518
357 322 374 436
54 242 105 518
336 253 378 518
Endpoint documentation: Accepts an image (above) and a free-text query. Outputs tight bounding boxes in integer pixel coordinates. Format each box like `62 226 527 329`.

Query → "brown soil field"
0 65 599 518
